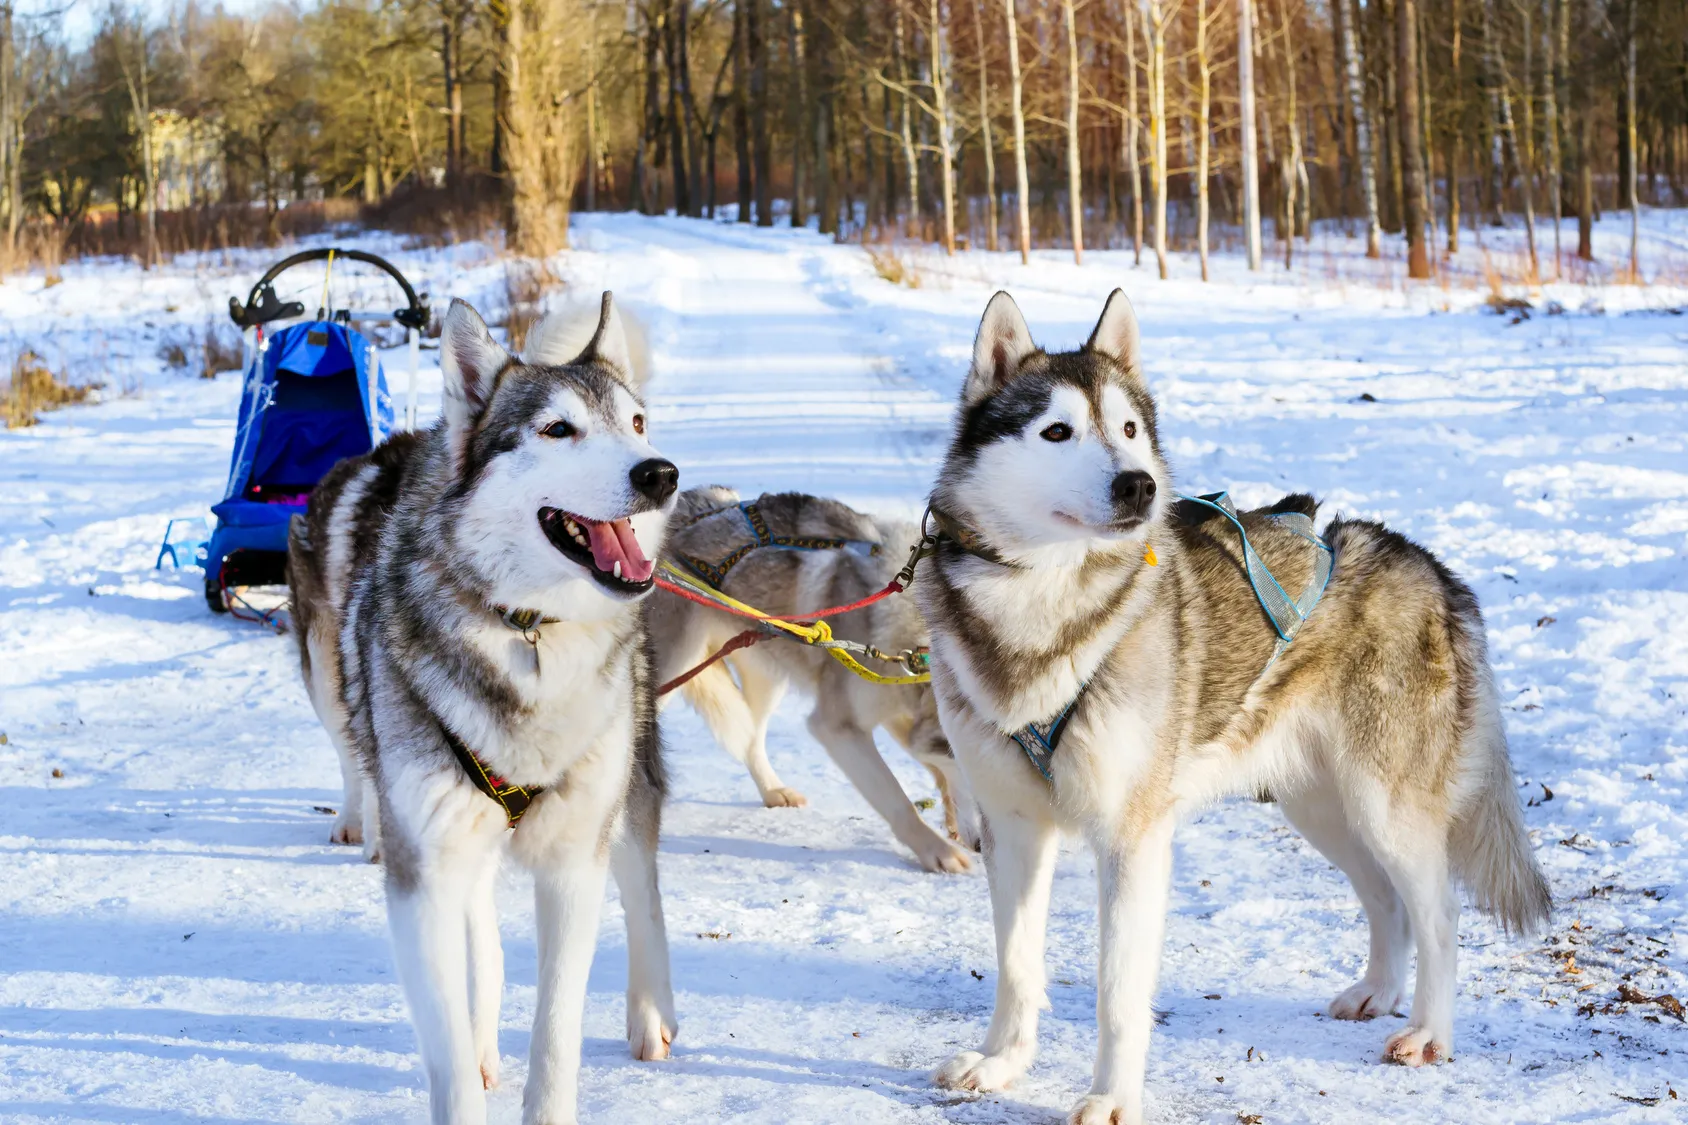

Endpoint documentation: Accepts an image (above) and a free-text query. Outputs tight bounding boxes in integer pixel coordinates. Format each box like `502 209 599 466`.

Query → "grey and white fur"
650 489 979 873
288 294 678 1125
918 291 1551 1125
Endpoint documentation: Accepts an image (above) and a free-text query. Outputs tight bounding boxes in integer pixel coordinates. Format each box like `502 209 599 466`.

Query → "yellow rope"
656 561 931 686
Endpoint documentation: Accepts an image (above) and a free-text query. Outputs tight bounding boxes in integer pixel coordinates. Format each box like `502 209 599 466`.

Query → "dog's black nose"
630 458 679 503
1112 470 1157 517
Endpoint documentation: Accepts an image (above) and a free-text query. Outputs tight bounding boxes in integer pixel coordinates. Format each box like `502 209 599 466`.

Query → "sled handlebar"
230 248 430 331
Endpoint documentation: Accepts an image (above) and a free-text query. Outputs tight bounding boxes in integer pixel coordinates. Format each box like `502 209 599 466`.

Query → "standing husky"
918 291 1550 1124
650 488 978 873
288 295 678 1125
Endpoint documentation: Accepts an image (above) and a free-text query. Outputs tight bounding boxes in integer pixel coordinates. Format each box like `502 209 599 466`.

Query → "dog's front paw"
913 835 973 875
1068 1093 1139 1125
627 1001 675 1061
933 1049 1024 1092
762 787 808 808
1384 1025 1451 1066
479 1050 500 1090
329 815 363 846
1330 977 1404 1021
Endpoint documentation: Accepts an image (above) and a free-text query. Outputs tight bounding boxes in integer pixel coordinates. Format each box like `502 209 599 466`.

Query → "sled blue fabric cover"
207 320 392 574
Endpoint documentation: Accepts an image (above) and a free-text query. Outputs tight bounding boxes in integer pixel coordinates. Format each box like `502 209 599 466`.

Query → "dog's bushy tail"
1449 677 1552 936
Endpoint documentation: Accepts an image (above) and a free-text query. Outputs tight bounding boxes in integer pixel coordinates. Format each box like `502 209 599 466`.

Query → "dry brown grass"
2 351 96 428
502 259 564 352
201 323 245 379
866 244 922 288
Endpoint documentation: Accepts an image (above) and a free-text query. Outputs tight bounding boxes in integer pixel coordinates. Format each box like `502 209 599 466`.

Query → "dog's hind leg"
1069 814 1177 1125
467 851 503 1089
935 809 1059 1092
611 816 676 1061
1361 811 1460 1066
1278 773 1411 1022
682 660 804 807
806 708 970 873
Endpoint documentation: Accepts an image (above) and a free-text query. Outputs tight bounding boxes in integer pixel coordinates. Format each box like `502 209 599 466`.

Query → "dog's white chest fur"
458 615 632 784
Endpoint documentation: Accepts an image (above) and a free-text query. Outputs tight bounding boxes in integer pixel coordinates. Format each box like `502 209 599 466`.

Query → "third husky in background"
652 488 978 873
918 290 1550 1125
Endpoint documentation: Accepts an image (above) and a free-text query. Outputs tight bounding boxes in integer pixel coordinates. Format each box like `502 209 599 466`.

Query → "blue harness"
1010 491 1334 783
674 500 881 587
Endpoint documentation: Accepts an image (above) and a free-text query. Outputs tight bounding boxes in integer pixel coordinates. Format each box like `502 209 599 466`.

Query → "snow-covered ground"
1 211 1684 1124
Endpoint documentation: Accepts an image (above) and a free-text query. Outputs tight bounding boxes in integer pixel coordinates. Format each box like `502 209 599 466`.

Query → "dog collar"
490 604 560 643
441 724 544 827
927 506 1026 569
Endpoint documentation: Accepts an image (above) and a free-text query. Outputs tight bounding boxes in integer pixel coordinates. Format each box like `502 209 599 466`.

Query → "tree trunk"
118 17 159 269
1340 0 1381 256
1061 0 1081 263
929 0 957 254
1 2 14 264
1447 0 1462 254
789 3 810 229
734 0 753 221
1197 0 1211 279
503 0 577 255
584 5 598 211
1280 0 1305 267
1545 0 1564 274
894 2 920 236
750 0 772 226
1238 0 1261 269
1148 0 1168 278
1126 0 1143 265
1624 0 1638 276
1004 0 1030 262
971 0 998 251
1397 0 1428 277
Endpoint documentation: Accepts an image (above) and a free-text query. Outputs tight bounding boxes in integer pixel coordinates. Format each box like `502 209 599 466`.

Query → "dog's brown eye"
1123 421 1137 439
541 420 577 439
632 414 645 435
1041 422 1072 443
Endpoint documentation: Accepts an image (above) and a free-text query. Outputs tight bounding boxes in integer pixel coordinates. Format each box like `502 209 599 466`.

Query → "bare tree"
1195 0 1213 279
970 0 998 251
1623 0 1637 276
1397 0 1429 277
1339 0 1380 256
1238 0 1261 269
1125 0 1143 264
1003 0 1029 262
114 8 159 269
1146 0 1170 278
1061 0 1081 262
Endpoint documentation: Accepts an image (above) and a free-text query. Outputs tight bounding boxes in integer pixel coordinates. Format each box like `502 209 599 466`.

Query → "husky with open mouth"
288 295 677 1124
917 291 1550 1124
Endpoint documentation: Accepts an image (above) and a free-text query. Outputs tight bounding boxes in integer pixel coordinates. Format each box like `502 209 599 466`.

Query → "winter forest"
0 0 1667 278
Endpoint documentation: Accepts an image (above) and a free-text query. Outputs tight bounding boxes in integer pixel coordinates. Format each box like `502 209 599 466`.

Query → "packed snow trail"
0 214 1683 1124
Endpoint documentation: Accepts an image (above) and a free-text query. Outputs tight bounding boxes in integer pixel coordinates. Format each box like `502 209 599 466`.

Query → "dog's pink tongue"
586 518 655 582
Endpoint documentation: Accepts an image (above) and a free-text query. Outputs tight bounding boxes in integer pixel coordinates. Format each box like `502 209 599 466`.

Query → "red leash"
651 575 907 697
651 575 904 624
656 628 768 696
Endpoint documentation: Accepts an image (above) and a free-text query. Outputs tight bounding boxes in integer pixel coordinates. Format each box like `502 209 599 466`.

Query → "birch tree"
1238 0 1261 269
1004 0 1029 262
1061 0 1081 263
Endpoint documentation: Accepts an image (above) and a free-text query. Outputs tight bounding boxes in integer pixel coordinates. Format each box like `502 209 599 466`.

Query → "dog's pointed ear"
1085 289 1142 376
963 291 1037 406
440 299 510 444
572 291 639 388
